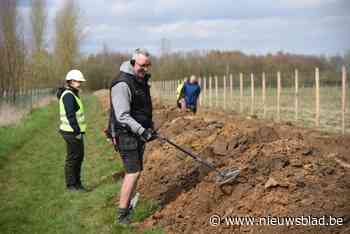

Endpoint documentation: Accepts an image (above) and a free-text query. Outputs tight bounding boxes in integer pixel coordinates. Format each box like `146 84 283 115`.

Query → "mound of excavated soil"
96 92 350 234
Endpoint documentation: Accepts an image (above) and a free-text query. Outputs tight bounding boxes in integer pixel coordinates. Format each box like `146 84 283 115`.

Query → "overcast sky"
19 0 350 56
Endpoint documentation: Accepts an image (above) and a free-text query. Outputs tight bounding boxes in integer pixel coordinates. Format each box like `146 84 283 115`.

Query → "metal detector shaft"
157 135 222 175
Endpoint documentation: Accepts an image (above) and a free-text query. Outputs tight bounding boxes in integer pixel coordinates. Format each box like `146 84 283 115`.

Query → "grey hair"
132 48 150 60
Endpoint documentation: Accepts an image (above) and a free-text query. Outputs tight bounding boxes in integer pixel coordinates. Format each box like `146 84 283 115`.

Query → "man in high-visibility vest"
57 69 87 192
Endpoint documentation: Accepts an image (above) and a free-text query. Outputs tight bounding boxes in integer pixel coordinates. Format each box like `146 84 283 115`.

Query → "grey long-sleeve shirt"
111 82 145 135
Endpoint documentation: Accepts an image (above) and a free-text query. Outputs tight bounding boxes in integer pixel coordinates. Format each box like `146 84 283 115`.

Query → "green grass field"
0 95 163 234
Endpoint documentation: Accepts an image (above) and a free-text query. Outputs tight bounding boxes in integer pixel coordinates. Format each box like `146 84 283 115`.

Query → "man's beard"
136 69 146 78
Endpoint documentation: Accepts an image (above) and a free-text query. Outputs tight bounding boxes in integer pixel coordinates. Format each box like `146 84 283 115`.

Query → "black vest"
108 72 153 136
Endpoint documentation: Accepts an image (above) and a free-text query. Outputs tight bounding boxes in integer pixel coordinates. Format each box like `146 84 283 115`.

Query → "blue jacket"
184 82 201 107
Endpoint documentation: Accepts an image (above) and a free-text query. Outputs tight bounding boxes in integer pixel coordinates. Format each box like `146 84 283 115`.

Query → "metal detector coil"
157 135 240 185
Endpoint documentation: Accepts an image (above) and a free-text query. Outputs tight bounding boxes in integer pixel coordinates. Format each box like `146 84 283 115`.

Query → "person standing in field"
183 75 201 113
57 69 88 192
176 77 189 111
107 48 157 225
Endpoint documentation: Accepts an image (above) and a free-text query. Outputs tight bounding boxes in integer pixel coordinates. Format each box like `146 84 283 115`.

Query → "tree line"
0 0 82 101
1 0 349 98
91 49 349 89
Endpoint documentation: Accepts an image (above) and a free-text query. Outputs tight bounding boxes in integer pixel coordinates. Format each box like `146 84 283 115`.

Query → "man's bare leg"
119 172 140 208
117 172 140 224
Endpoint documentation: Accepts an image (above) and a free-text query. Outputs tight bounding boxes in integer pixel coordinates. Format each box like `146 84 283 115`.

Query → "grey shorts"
115 133 145 174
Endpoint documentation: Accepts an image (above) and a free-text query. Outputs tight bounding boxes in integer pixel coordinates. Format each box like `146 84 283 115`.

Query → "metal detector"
157 135 240 185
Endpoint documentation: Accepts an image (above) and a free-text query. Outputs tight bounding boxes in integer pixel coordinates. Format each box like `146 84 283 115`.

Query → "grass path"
0 95 161 234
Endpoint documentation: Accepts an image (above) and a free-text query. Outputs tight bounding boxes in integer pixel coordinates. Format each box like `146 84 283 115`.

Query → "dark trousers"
60 132 84 187
187 104 197 113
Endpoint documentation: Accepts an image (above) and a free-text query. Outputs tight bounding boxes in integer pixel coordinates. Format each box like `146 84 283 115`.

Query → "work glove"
140 128 158 142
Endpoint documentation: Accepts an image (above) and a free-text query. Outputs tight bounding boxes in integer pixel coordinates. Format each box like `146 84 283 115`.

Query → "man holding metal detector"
106 48 157 225
106 48 240 225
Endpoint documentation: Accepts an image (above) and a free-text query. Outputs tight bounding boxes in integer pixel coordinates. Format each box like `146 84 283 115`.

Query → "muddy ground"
95 90 350 234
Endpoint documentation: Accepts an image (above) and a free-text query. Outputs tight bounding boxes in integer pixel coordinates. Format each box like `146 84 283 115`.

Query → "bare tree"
160 38 171 57
30 0 49 88
345 50 350 67
0 19 4 97
54 0 84 82
30 0 47 53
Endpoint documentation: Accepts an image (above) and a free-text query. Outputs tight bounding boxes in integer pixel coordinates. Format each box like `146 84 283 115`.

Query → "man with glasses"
108 48 157 225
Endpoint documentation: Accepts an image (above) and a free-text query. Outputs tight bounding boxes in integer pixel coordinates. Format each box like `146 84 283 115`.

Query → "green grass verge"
0 104 57 168
0 95 163 234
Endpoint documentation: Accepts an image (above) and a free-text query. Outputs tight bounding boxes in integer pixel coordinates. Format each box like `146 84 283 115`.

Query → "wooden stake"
251 73 254 115
262 72 266 118
295 69 299 121
203 77 207 107
240 73 243 113
224 75 227 110
342 66 347 134
277 71 281 121
215 76 218 108
230 74 233 108
315 68 320 127
198 77 202 106
209 76 212 107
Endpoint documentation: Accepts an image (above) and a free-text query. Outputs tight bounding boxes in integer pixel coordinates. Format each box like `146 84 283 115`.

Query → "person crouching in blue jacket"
183 75 201 114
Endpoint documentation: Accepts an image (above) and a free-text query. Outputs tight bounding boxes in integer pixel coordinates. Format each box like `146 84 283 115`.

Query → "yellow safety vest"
176 82 185 101
59 90 86 132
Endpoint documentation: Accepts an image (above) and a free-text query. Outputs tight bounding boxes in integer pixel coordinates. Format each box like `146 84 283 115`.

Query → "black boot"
76 184 89 192
66 161 88 192
75 160 88 191
116 208 131 225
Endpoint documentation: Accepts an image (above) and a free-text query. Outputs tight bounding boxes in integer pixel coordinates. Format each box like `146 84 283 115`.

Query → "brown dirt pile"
96 91 350 234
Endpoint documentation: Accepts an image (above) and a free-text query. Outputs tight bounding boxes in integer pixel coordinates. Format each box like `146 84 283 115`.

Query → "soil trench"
95 90 350 234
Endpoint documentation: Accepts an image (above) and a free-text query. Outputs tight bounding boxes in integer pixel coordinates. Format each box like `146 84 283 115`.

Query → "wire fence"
0 88 54 108
0 88 55 126
151 67 349 135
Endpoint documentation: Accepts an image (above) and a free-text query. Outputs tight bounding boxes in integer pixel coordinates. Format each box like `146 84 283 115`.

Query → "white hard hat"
65 69 86 82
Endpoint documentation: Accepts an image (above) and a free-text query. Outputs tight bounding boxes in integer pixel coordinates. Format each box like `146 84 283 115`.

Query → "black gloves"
140 128 158 142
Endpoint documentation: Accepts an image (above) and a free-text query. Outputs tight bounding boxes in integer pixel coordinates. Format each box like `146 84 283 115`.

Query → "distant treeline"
80 49 349 90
